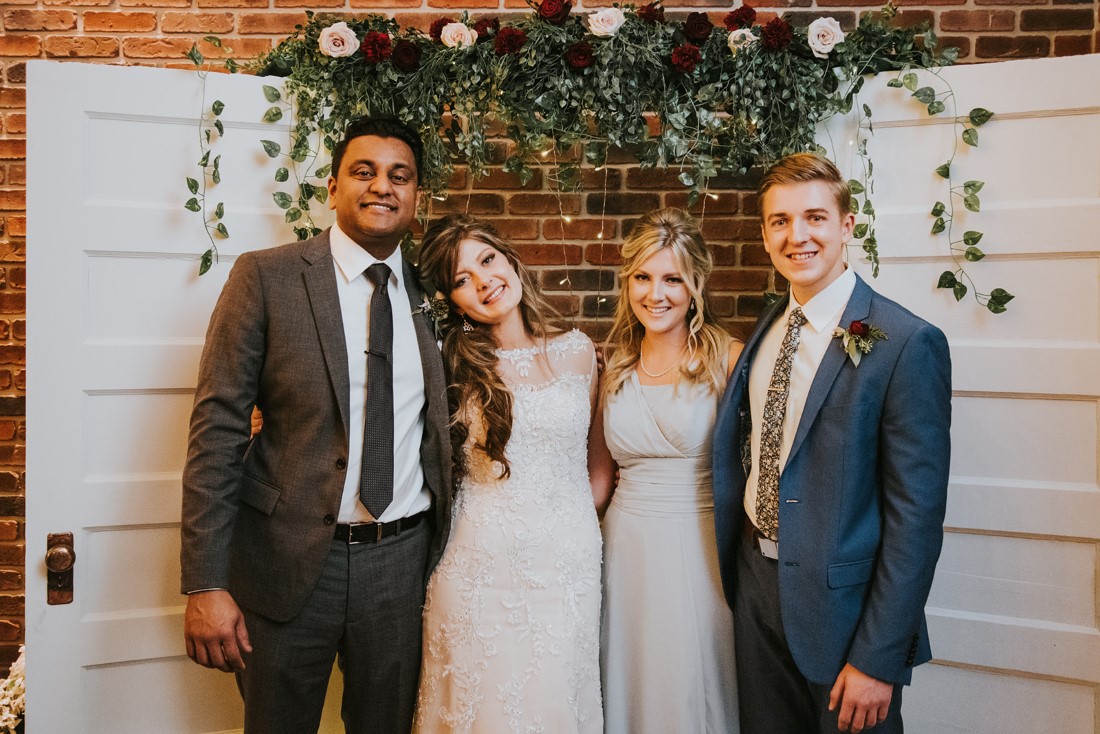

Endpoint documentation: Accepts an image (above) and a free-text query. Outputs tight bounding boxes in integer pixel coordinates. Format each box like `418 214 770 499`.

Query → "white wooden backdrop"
26 54 1100 731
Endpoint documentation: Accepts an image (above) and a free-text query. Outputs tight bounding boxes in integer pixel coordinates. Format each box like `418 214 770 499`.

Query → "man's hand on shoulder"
184 589 252 673
828 663 893 733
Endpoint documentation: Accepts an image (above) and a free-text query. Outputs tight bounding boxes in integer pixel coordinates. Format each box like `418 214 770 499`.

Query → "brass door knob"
45 543 76 573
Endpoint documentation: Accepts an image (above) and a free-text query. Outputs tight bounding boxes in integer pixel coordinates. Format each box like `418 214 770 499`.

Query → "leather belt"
334 511 427 544
742 516 779 560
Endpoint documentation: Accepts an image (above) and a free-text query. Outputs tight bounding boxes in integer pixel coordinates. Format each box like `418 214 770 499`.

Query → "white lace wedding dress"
415 329 604 734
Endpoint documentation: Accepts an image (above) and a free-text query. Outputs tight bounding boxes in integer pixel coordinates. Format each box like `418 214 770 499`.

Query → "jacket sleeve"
846 323 952 684
179 253 267 593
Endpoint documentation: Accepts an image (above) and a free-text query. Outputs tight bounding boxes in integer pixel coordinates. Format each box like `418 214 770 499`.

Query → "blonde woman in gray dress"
600 208 742 733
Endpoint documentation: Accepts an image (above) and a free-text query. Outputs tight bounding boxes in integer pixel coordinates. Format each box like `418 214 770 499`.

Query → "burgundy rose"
760 17 793 51
683 12 714 44
473 17 499 40
391 39 422 72
360 31 392 64
724 5 756 30
494 26 528 56
848 320 868 337
670 42 701 73
637 2 665 24
565 41 595 70
538 0 572 25
429 16 454 42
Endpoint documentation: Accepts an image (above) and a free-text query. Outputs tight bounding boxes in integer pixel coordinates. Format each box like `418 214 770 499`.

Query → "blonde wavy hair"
417 214 559 484
603 208 731 398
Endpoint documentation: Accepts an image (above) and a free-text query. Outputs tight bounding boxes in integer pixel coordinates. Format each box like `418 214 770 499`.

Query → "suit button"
323 514 335 525
335 458 347 470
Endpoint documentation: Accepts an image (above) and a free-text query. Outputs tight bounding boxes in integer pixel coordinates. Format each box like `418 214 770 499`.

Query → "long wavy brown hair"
417 214 559 484
603 208 731 398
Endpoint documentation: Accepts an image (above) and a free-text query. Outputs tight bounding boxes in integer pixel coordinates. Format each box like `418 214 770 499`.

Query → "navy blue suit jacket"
712 274 951 686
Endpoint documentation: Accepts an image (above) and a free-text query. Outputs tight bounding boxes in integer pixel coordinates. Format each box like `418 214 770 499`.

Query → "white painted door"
25 61 338 732
823 54 1100 733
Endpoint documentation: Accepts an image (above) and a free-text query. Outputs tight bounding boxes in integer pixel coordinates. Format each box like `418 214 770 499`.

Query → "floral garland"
0 646 24 734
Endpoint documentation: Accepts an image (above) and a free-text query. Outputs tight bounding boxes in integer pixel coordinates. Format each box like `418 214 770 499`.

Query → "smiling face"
760 179 855 304
448 238 524 330
327 134 420 258
627 247 691 340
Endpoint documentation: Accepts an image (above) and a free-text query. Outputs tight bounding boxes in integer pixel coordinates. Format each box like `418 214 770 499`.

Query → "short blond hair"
758 153 850 220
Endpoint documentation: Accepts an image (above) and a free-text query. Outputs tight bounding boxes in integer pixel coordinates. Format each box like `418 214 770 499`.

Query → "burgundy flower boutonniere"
832 320 887 367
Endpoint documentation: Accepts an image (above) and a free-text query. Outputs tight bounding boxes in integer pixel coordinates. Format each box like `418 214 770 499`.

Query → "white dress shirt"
330 223 431 523
744 268 857 528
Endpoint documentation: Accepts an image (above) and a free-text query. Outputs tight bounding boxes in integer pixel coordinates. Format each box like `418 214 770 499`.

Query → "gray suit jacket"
180 229 452 622
713 275 951 686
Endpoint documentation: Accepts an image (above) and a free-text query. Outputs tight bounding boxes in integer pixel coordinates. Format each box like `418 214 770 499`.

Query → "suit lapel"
785 274 873 467
301 230 352 436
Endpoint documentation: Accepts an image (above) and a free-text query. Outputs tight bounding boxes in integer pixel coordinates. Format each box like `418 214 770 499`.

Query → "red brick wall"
0 0 1096 671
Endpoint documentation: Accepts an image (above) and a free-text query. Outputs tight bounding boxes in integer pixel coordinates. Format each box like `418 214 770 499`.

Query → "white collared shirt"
330 223 431 523
744 268 857 528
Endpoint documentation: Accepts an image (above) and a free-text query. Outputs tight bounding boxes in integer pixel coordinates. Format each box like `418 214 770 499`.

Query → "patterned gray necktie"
361 263 394 518
755 307 807 541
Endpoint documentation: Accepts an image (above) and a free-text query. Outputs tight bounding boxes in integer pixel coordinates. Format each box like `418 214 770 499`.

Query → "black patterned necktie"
755 307 807 541
361 263 394 518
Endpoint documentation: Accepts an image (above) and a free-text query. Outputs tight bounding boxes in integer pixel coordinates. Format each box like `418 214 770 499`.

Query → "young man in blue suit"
713 153 952 733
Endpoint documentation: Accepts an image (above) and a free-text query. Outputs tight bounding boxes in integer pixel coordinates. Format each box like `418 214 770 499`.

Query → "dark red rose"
360 31 392 64
670 42 701 73
637 2 665 24
760 17 792 51
565 41 594 70
848 320 868 337
473 17 499 40
429 17 454 42
724 5 756 30
538 0 572 25
494 26 528 56
391 39 421 72
683 12 714 44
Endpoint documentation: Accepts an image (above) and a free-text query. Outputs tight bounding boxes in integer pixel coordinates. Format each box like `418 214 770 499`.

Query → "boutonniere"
414 269 451 341
832 320 887 367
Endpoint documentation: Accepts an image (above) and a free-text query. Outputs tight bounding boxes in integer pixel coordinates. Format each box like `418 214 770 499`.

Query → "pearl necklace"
638 345 686 379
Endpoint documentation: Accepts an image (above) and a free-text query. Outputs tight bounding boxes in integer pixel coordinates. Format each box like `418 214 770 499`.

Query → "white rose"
727 28 756 55
440 22 478 48
588 8 626 37
807 17 845 58
318 21 359 58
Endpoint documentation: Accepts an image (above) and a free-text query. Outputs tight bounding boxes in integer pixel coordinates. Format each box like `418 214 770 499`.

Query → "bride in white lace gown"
413 215 614 734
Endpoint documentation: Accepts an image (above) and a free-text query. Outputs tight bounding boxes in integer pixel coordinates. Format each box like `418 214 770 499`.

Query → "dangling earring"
689 298 698 315
462 316 474 333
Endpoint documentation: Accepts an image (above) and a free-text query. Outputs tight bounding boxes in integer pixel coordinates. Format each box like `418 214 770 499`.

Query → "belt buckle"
376 521 386 542
756 533 779 560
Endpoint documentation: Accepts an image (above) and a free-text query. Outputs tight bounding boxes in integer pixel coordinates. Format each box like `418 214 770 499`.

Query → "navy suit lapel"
785 274 873 467
301 230 352 436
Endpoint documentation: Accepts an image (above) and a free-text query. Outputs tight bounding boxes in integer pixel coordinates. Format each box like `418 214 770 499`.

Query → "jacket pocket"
827 558 875 589
239 473 281 516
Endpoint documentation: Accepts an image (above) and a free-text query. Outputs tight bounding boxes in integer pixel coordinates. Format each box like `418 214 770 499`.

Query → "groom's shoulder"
865 283 943 339
236 229 331 269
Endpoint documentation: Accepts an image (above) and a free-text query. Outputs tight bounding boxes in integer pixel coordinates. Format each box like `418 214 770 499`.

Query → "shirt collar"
787 267 856 334
329 222 406 290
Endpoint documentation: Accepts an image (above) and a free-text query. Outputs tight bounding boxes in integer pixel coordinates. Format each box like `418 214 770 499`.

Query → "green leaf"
935 163 950 179
988 287 1015 306
314 163 332 178
199 248 214 276
678 171 695 187
205 129 211 144
887 78 903 88
275 167 289 183
184 197 201 212
937 271 957 289
927 100 945 116
969 108 994 127
962 128 979 147
313 187 328 204
198 150 210 167
964 246 985 261
214 119 224 136
262 85 281 103
902 72 918 91
215 222 229 238
224 58 239 74
930 201 945 217
953 281 968 302
285 207 302 223
963 230 983 246
852 223 868 238
261 140 281 158
963 180 985 195
211 100 225 116
862 104 872 119
912 87 936 104
263 106 283 123
931 217 946 235
298 182 315 201
186 177 199 194
211 154 221 185
847 179 865 195
963 194 980 212
862 199 875 216
849 198 860 214
214 202 224 220
186 44 204 67
203 35 223 48
273 191 293 209
986 301 1007 314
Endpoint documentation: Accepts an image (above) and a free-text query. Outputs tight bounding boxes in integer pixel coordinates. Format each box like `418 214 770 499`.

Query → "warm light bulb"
707 193 719 200
563 215 573 223
596 232 603 239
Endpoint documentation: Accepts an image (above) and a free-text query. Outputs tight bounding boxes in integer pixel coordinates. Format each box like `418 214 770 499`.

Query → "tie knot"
790 307 807 327
365 262 391 288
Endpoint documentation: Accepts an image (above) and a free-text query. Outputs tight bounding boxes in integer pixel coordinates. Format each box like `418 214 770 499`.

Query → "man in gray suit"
713 154 951 733
181 116 452 733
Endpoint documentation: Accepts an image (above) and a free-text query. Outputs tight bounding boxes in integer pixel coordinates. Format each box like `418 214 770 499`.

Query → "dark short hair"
330 115 424 182
757 153 851 220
